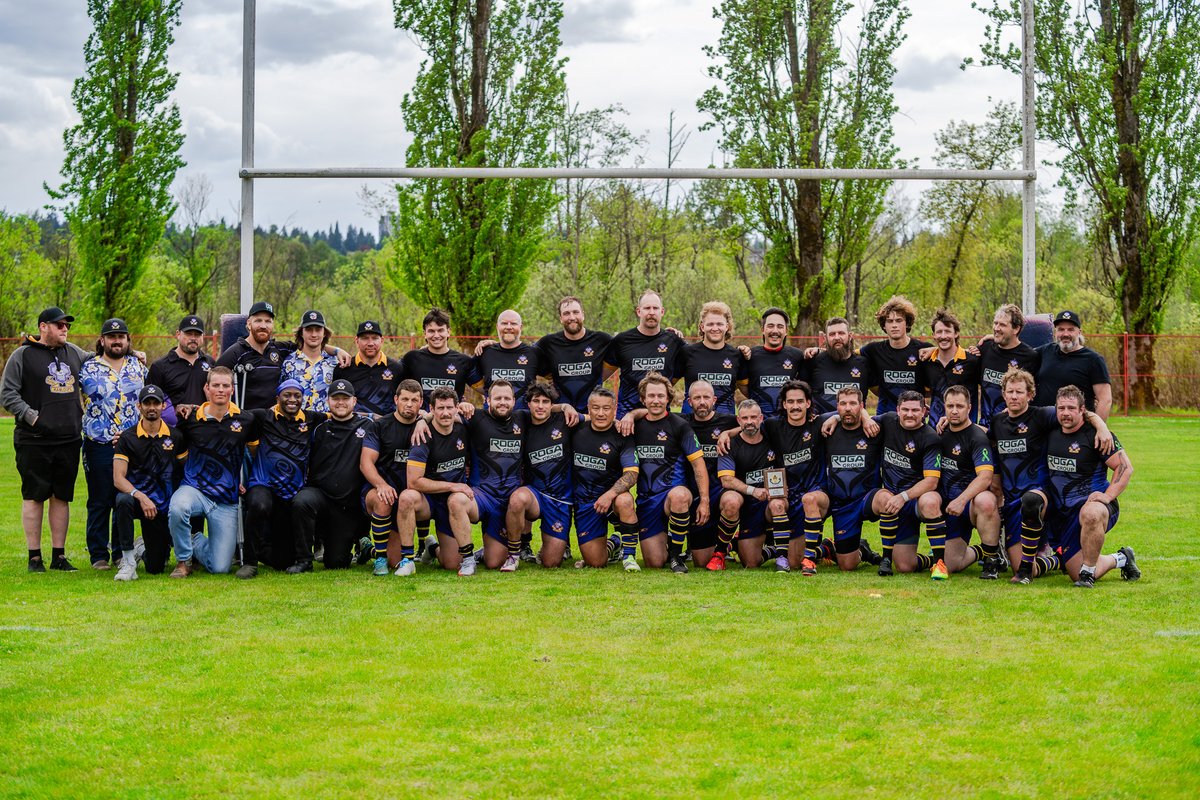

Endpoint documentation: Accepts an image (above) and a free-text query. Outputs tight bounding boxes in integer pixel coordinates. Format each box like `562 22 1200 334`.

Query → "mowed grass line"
1 417 1198 799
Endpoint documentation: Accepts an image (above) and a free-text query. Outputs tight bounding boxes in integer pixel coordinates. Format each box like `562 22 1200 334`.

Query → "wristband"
900 490 910 502
744 485 755 497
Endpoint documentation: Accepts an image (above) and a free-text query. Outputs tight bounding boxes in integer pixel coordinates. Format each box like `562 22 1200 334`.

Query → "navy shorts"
688 485 723 550
572 500 618 546
426 493 453 537
738 496 768 540
891 498 922 546
637 488 674 541
1049 498 1119 563
473 487 511 543
529 486 572 542
784 482 826 540
1001 496 1024 549
829 489 881 552
944 498 974 543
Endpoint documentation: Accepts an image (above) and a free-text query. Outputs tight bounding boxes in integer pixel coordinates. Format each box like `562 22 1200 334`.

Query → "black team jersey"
634 413 703 496
175 403 259 505
861 338 932 413
1046 422 1121 508
678 342 744 415
875 412 941 493
822 414 882 503
363 414 420 491
216 338 298 410
920 347 982 424
978 340 1040 422
307 414 372 502
147 349 215 414
523 410 572 500
333 354 404 416
605 328 685 416
717 434 777 488
400 348 474 406
571 423 637 504
113 422 185 512
408 422 470 487
1034 344 1111 411
988 405 1057 499
248 406 326 501
471 342 543 407
939 423 993 501
534 330 613 413
466 410 525 496
683 411 737 490
805 351 870 414
744 345 804 416
763 416 825 493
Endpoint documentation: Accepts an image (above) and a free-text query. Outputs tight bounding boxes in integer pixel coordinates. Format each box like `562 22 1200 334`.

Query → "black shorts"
16 440 82 502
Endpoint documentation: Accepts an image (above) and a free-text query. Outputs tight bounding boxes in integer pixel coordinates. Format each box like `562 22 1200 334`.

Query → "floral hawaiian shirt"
280 350 338 413
80 356 148 443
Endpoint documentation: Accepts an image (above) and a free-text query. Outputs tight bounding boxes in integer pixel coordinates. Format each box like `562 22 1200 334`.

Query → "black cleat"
28 557 46 573
859 540 883 566
285 561 313 574
979 556 1002 580
667 555 689 574
1118 546 1141 581
877 557 894 577
50 555 78 572
1011 564 1032 585
1073 567 1096 588
355 536 374 566
518 543 537 564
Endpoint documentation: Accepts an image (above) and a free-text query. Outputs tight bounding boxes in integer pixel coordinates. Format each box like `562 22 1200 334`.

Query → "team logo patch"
45 362 75 394
1009 359 1019 367
905 441 915 453
851 367 861 378
551 428 563 440
767 450 776 460
711 430 720 440
355 428 367 438
447 364 457 374
657 430 668 441
456 438 465 450
364 322 374 331
269 351 280 364
584 346 594 357
1017 422 1029 434
599 442 612 454
907 355 918 366
1069 442 1081 454
381 369 393 381
309 312 318 321
162 439 174 451
657 343 668 353
552 522 564 533
230 421 243 432
856 439 868 450
723 359 733 369
803 430 812 442
952 444 962 455
517 355 528 365
512 424 522 435
298 423 308 433
201 362 211 372
783 359 793 370
109 321 121 331
952 364 963 374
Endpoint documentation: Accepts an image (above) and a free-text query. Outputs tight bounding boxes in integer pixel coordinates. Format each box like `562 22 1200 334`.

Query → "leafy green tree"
699 0 909 332
46 0 186 331
0 213 53 337
974 0 1200 407
389 0 566 337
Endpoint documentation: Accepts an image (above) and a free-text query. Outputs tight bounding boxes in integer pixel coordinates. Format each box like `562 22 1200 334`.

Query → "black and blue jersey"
524 410 572 500
570 423 637 504
634 412 702 496
363 414 420 491
176 403 258 505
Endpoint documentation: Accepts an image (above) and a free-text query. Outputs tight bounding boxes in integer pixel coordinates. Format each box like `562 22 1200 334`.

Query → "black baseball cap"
356 320 383 336
179 315 205 333
1054 310 1082 328
38 307 75 325
138 385 165 403
248 301 275 317
329 378 355 397
101 318 129 335
300 309 327 329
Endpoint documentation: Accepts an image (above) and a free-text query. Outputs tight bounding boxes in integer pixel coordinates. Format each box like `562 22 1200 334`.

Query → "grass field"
1 416 1198 799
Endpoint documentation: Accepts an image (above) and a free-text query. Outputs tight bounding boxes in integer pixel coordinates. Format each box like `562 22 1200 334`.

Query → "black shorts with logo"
16 440 82 502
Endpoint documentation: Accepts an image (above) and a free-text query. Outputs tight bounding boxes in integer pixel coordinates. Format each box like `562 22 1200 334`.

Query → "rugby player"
533 296 613 413
819 387 883 572
677 301 744 415
860 296 931 414
920 309 980 425
632 373 708 572
333 320 404 418
681 380 736 568
606 291 685 419
406 387 477 575
510 381 576 567
1045 385 1138 588
570 388 640 570
361 379 424 576
976 304 1040 423
762 380 827 576
743 307 804 417
281 310 338 413
711 400 780 570
147 314 214 425
462 381 528 572
471 309 543 408
1034 311 1112 419
937 385 1002 577
401 308 475 409
804 317 869 415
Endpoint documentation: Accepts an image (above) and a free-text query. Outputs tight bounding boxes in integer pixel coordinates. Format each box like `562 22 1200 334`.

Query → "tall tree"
699 0 909 332
974 0 1200 408
389 0 566 337
46 0 185 328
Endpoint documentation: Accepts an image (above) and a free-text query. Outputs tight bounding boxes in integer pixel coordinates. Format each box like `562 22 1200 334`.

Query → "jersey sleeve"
922 437 942 478
362 420 382 452
618 437 638 472
408 441 429 469
113 431 133 462
1090 352 1112 384
716 452 735 478
970 431 994 474
680 421 703 462
602 333 621 370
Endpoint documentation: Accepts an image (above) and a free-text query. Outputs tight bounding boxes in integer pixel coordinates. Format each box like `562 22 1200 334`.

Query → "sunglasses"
50 321 71 330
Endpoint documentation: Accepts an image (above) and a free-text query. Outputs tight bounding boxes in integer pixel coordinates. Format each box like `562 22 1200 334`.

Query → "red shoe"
705 553 726 571
800 558 817 577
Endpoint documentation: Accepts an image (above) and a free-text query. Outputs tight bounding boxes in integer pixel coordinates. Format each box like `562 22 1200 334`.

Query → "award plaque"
765 468 787 499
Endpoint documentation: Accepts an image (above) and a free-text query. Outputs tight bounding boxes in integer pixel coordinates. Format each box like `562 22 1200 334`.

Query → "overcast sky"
0 0 1034 234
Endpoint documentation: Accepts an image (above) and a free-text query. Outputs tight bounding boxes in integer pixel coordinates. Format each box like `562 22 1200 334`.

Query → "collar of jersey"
272 404 306 421
135 421 171 438
928 346 967 362
196 401 241 420
353 351 388 366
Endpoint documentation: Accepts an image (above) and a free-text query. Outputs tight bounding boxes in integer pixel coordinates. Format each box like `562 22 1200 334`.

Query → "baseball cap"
138 385 165 403
1053 310 1082 328
38 307 75 325
248 301 275 317
329 379 355 397
277 379 303 395
179 315 205 333
300 309 327 329
356 320 383 336
101 318 130 335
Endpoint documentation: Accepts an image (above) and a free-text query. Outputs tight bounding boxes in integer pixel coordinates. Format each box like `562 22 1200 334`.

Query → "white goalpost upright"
237 0 1038 315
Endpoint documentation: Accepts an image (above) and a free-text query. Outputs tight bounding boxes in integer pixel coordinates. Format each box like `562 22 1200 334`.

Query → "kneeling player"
683 380 736 568
763 380 828 576
404 388 477 576
513 381 577 568
463 381 528 572
821 387 883 571
1046 386 1139 588
571 388 640 569
938 385 1003 577
710 400 779 570
361 379 424 576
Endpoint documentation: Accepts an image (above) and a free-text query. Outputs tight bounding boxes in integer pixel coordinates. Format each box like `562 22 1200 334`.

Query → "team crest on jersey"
1009 358 1019 368
851 367 861 378
657 430 668 441
446 364 457 374
45 361 75 394
952 364 964 374
1017 422 1029 434
584 346 594 357
298 423 308 433
381 369 393 381
905 441 915 453
269 351 280 364
551 428 563 440
711 429 720 440
355 427 367 438
906 355 917 366
517 355 528 365
512 424 522 435
783 359 793 370
723 359 733 369
230 421 243 432
952 444 962 455
803 430 812 442
767 450 776 461
599 442 612 454
552 521 564 533
162 439 174 451
201 362 211 372
1069 442 1081 454
455 438 465 450
856 439 868 450
657 343 668 353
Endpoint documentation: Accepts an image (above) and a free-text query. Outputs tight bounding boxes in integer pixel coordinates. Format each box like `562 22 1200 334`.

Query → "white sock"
122 550 137 566
1111 551 1127 568
1081 563 1096 574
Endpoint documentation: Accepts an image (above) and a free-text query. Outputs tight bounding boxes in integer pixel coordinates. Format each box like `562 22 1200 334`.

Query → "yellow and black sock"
507 537 521 556
458 542 473 559
369 513 391 556
981 541 999 559
916 553 933 570
401 544 414 561
1034 552 1060 577
606 534 620 560
804 517 822 561
618 522 639 558
926 516 947 563
770 514 790 552
879 514 898 562
667 512 690 557
715 514 739 554
1021 518 1043 569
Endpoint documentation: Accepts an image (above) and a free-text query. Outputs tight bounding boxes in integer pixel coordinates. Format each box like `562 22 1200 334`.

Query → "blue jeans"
169 485 239 574
82 438 117 563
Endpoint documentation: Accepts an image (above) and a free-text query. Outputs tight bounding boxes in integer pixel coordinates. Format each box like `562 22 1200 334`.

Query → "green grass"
1 417 1199 799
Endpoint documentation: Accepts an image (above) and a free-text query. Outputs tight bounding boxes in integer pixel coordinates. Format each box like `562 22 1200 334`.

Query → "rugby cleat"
500 554 520 573
372 556 389 576
518 543 537 564
1074 567 1096 588
457 556 476 577
775 555 791 573
858 540 883 566
285 561 313 574
931 559 949 581
800 558 817 577
705 553 727 571
114 561 138 582
980 556 1002 580
394 557 416 577
667 555 689 574
356 537 374 566
877 557 894 577
419 534 439 565
1011 564 1032 585
1118 546 1141 581
622 555 641 572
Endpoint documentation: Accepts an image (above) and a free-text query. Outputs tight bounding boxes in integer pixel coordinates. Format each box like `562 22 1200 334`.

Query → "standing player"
860 296 932 414
470 309 543 408
511 381 575 567
937 385 1002 578
333 320 404 418
762 380 827 577
571 388 640 570
632 373 708 572
534 296 613 413
147 314 214 425
677 301 744 415
606 291 685 419
680 380 737 567
977 304 1040 423
804 317 869 415
281 310 338 413
920 309 980 425
1045 385 1138 588
710 400 779 570
462 381 528 572
743 307 804 417
400 308 475 408
1034 311 1112 419
361 379 424 576
819 387 883 572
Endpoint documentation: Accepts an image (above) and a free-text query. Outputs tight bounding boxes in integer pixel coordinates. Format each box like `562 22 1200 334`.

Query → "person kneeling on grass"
570 388 640 570
111 385 184 580
512 380 581 568
709 400 780 571
937 385 1003 578
361 379 425 576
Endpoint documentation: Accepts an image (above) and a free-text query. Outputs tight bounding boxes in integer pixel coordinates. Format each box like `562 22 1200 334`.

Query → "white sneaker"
114 561 138 582
133 537 146 563
622 555 641 572
419 534 439 564
500 554 520 572
394 557 416 577
457 555 476 577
